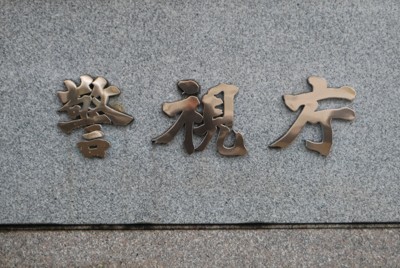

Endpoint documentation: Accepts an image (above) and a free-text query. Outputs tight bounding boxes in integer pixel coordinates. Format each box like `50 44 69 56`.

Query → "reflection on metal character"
270 76 356 156
57 75 134 158
152 80 247 156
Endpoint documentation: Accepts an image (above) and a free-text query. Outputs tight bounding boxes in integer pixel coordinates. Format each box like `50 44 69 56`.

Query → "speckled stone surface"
1 229 400 267
0 0 399 224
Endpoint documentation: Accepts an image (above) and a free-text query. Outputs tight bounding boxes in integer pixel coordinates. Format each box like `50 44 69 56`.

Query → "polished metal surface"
82 130 104 140
57 76 134 158
270 76 356 156
77 139 110 158
153 80 247 156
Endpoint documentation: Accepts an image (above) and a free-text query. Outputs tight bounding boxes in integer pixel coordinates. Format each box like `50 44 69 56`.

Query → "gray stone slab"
0 0 399 224
1 228 400 267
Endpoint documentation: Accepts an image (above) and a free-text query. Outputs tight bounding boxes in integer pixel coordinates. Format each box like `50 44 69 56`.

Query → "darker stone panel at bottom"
1 229 399 267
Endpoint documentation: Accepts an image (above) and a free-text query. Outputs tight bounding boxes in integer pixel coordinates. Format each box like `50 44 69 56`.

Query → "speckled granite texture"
1 229 400 267
0 0 399 223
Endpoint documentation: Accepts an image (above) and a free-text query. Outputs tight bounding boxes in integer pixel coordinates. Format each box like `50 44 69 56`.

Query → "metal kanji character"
57 75 133 158
270 76 356 156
